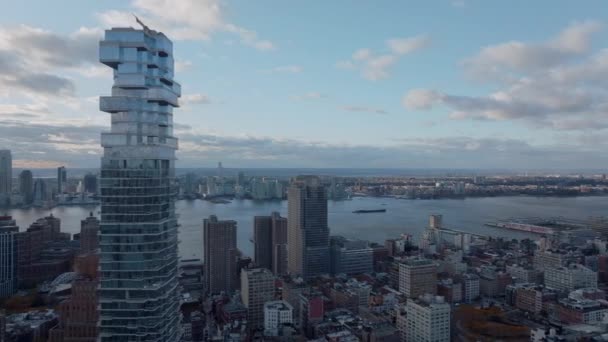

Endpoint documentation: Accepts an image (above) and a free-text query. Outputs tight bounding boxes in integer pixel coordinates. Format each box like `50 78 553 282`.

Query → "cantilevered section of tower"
98 22 181 342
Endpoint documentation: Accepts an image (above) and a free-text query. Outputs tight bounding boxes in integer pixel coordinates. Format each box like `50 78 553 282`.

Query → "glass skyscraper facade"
98 23 181 341
287 176 330 279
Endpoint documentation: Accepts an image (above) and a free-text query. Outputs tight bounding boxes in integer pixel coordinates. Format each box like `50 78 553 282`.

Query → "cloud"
290 92 327 101
263 65 303 74
464 20 602 79
341 105 388 115
387 36 430 55
175 60 193 72
0 25 103 97
97 0 275 51
406 21 608 131
337 34 429 80
4 117 608 169
181 93 211 105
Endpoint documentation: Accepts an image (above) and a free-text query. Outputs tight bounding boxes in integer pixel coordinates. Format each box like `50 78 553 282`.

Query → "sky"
1 0 608 170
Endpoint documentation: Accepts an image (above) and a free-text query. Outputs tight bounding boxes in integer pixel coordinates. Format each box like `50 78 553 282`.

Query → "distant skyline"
1 1 608 169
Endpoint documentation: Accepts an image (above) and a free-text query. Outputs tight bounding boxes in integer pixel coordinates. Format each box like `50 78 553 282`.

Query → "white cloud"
263 65 303 74
342 105 388 115
290 92 327 101
403 89 443 110
338 34 429 80
464 20 602 78
387 35 430 55
407 21 608 131
175 60 193 72
97 0 275 51
0 25 103 97
181 93 211 105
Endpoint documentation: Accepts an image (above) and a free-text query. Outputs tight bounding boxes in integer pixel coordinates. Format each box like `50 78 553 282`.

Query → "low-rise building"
544 264 597 293
264 300 293 337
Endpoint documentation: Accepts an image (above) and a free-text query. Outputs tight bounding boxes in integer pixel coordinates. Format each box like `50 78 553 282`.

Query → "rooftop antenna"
133 14 151 32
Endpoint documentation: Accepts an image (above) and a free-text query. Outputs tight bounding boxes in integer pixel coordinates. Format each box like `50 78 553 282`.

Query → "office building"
98 23 182 341
264 301 293 337
33 179 47 205
83 173 98 194
57 166 67 194
0 150 11 195
429 214 443 229
399 258 437 298
253 215 273 270
406 295 451 342
287 175 330 279
15 215 72 287
0 216 18 299
544 264 598 293
507 264 541 284
18 170 33 204
203 215 238 295
49 268 99 342
241 268 275 328
462 273 480 303
253 212 288 275
80 213 99 254
330 236 373 275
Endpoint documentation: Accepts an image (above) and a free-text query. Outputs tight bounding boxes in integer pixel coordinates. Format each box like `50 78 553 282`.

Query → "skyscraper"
19 170 33 204
287 175 330 279
254 216 273 270
0 216 18 299
32 179 47 205
253 212 288 273
203 215 238 295
0 150 11 195
57 166 67 194
83 173 98 194
98 22 182 341
80 213 99 255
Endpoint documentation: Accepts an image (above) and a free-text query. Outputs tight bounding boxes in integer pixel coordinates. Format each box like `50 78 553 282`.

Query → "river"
4 196 608 259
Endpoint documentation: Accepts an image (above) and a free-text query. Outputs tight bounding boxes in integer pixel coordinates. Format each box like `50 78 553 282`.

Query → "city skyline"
1 1 608 169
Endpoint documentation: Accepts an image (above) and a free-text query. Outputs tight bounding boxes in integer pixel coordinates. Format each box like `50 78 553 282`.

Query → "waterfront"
4 196 608 259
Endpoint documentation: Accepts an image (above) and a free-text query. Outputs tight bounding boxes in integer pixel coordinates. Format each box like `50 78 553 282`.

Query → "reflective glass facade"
98 26 181 341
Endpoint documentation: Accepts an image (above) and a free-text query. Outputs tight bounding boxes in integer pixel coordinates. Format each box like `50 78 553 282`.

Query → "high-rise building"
57 166 67 194
49 252 99 342
98 22 182 341
271 212 288 276
0 150 11 195
80 213 99 255
0 216 18 299
429 214 443 229
253 212 288 275
83 173 98 194
203 215 238 295
254 216 273 270
287 176 330 279
241 268 275 328
18 170 33 204
399 257 438 298
264 301 293 337
33 179 47 205
330 236 373 276
406 295 451 342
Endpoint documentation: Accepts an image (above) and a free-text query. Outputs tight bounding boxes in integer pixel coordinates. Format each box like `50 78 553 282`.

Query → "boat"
352 209 387 214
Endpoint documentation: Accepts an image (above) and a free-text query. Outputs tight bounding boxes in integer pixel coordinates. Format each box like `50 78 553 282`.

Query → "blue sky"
1 0 607 169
